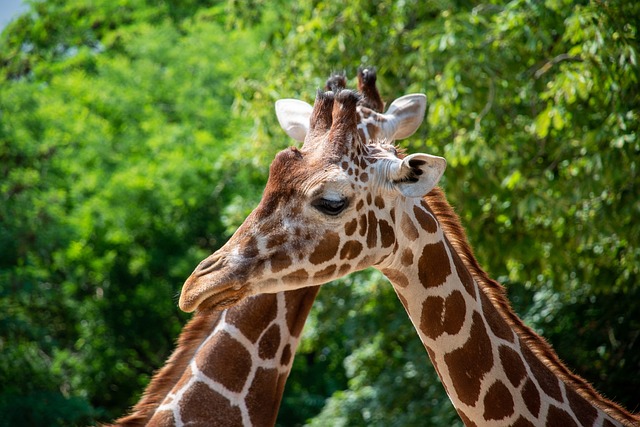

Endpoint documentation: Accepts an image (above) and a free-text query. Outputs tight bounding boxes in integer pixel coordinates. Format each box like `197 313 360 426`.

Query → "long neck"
113 287 319 427
380 189 638 427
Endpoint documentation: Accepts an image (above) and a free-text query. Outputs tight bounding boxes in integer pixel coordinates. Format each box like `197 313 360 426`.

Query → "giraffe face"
179 90 446 312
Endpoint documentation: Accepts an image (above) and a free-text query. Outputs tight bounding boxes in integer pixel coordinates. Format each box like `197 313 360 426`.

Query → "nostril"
196 254 226 276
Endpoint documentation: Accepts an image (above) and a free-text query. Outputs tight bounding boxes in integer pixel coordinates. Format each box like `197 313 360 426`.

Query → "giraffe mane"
109 310 222 426
425 186 640 425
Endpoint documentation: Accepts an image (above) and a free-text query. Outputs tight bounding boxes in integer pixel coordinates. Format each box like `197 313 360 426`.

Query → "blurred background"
1 0 638 425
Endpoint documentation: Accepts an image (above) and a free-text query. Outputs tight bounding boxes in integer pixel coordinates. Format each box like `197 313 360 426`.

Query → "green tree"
1 1 273 424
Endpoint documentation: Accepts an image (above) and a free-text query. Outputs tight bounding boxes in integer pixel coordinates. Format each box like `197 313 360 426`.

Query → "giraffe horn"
324 72 347 92
302 90 334 150
327 89 360 152
357 66 385 113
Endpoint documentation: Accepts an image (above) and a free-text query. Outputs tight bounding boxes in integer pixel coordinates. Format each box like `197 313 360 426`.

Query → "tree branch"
533 53 583 79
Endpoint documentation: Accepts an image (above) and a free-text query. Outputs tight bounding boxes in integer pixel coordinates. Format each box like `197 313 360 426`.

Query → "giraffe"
113 68 427 426
112 288 318 427
179 88 640 426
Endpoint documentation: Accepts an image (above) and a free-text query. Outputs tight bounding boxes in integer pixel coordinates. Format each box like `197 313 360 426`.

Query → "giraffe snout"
179 252 249 312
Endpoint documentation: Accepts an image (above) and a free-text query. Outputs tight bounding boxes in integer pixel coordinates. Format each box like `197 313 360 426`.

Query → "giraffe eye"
312 197 348 216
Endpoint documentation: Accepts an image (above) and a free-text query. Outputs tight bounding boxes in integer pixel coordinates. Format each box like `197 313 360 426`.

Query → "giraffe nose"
193 253 226 277
179 252 248 312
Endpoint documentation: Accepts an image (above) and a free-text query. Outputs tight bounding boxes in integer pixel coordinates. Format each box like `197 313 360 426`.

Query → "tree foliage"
1 0 638 426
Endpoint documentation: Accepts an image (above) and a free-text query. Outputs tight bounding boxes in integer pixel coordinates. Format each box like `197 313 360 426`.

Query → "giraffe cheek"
340 240 363 260
270 251 293 273
309 232 341 265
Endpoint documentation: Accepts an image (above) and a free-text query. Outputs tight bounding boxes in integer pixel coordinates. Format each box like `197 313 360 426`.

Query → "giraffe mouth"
196 287 248 312
179 273 249 312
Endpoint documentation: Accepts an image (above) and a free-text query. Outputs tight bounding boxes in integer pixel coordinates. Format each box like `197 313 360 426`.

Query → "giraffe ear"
382 94 427 140
393 153 447 197
275 99 313 142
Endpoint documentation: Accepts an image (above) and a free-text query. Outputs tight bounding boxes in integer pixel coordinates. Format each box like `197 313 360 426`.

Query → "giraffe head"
179 85 446 313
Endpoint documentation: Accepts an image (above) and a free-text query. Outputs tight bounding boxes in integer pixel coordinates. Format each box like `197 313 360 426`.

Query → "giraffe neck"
380 189 638 427
114 287 318 427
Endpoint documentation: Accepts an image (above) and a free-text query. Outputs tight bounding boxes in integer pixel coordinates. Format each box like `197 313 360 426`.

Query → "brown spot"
378 219 395 248
314 264 337 280
366 193 372 205
366 122 377 139
418 241 451 289
499 345 527 387
246 368 280 426
309 232 340 265
340 240 363 260
511 416 536 427
241 235 259 258
420 290 466 340
358 213 367 236
360 172 369 182
374 196 385 209
284 287 319 337
266 233 287 249
344 218 358 236
271 251 292 273
483 380 515 420
479 291 515 343
522 378 541 417
290 204 302 216
258 324 281 360
227 294 278 342
546 405 578 427
358 128 366 143
382 268 409 288
341 161 349 170
521 344 563 402
356 255 375 270
396 290 409 309
197 331 251 393
414 203 438 233
458 410 478 427
565 385 598 427
401 248 414 266
444 312 494 406
356 199 364 211
421 296 446 339
367 210 378 248
338 263 351 275
425 346 438 372
347 167 353 176
180 381 243 426
401 212 420 241
280 343 292 366
282 269 309 284
451 247 477 299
